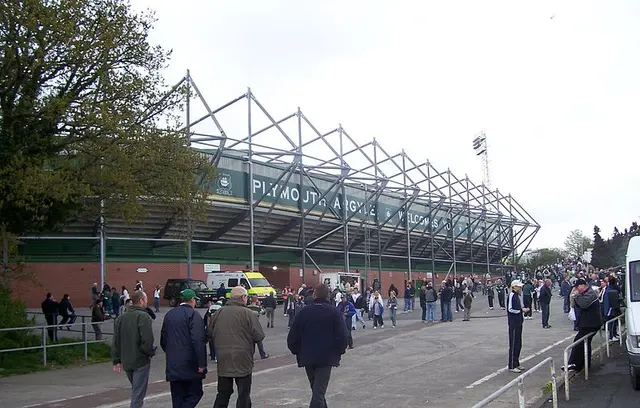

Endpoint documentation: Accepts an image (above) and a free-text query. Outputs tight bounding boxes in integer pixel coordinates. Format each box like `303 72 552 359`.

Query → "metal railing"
25 311 116 336
562 329 607 401
0 320 112 366
471 357 558 408
604 314 626 357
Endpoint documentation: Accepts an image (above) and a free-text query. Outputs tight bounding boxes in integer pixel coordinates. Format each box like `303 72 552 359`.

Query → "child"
463 289 473 321
388 291 398 328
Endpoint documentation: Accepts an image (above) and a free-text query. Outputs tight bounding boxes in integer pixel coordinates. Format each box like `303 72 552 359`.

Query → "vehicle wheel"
631 364 640 390
169 298 177 307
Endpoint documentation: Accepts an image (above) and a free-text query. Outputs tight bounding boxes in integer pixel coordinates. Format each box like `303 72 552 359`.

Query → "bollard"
550 359 558 408
41 327 47 366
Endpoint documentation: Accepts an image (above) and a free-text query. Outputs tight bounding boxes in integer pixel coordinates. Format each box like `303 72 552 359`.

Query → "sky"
131 0 640 250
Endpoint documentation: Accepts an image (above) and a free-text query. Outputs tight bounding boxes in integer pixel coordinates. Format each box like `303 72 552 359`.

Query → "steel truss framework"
24 71 540 285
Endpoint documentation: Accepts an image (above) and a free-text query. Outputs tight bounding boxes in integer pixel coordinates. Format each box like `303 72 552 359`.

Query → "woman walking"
388 291 398 328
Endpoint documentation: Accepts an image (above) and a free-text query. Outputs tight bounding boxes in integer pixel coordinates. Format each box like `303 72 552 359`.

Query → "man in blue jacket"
337 295 356 349
161 289 207 408
287 284 347 408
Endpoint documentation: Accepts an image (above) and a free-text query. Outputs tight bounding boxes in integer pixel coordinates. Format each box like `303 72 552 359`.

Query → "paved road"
539 344 637 408
2 295 585 408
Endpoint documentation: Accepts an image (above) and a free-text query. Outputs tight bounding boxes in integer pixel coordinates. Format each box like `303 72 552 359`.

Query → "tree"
0 0 215 237
564 229 591 259
523 248 566 270
591 225 613 268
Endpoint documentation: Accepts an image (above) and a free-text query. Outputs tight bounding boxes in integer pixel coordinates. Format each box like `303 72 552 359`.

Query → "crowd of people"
40 280 161 343
96 262 625 407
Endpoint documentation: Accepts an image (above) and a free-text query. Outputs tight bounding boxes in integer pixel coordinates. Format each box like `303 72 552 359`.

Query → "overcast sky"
132 0 640 250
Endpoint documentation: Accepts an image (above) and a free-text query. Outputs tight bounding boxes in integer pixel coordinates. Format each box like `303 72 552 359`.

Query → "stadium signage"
212 170 503 240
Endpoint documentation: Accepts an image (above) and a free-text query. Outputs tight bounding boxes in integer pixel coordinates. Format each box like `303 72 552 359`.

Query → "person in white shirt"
153 285 161 312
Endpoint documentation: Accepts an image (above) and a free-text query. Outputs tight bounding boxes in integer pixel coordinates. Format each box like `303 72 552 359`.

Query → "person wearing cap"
507 280 529 373
160 288 207 408
208 286 265 408
564 278 602 373
112 290 155 408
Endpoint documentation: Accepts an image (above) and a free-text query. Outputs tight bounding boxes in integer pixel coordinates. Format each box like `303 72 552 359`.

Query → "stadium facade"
15 72 540 307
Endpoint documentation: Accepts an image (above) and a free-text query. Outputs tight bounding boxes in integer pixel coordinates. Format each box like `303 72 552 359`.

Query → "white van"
319 272 362 292
625 236 640 389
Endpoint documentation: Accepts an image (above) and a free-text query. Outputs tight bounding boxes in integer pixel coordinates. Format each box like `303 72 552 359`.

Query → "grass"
542 380 554 394
0 335 112 377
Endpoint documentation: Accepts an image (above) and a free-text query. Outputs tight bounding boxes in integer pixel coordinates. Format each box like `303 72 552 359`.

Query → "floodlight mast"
472 131 491 190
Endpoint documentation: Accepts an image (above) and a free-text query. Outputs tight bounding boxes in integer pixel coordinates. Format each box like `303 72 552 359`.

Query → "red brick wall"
13 262 239 308
12 261 446 307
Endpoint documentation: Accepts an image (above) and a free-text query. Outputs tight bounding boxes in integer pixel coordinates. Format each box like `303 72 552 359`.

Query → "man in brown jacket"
208 286 264 408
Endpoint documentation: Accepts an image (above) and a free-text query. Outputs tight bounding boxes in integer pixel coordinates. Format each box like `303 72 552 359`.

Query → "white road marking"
466 333 574 389
95 363 299 408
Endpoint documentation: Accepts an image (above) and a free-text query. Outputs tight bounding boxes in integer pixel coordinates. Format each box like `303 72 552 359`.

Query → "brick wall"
13 261 450 307
13 262 239 308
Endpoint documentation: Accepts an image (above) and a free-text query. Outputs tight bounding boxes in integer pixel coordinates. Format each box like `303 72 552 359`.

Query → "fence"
25 311 115 336
604 314 625 357
471 357 558 408
0 319 112 366
562 314 627 401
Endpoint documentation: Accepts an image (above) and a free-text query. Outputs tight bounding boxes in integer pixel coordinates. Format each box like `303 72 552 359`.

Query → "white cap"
511 279 524 287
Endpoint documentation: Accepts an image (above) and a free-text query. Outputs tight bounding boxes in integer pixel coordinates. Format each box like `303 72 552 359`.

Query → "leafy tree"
564 229 591 259
591 225 613 268
0 0 215 239
523 248 565 270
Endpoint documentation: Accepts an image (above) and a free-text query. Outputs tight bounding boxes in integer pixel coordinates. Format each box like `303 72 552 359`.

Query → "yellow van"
206 271 276 300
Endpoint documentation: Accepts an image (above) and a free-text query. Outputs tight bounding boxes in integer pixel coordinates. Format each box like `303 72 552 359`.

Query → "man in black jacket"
287 284 347 408
539 279 553 329
565 279 602 372
419 285 427 322
41 293 58 342
161 289 207 408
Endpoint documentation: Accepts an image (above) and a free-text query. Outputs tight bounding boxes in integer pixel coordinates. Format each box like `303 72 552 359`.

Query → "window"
187 281 208 291
249 278 270 287
240 278 249 288
630 261 640 302
228 278 238 287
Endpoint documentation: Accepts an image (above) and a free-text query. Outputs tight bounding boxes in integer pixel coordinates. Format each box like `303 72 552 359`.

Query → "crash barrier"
0 320 112 366
471 357 558 408
563 315 627 401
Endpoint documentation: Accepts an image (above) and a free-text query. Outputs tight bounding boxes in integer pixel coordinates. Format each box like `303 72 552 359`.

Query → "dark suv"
163 279 217 308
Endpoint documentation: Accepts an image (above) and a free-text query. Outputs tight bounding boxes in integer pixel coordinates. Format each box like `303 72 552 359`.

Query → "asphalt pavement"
0 294 592 408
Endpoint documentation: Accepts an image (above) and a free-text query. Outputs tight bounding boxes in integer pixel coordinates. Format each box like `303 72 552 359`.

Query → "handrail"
604 314 625 357
0 320 113 366
562 330 603 401
471 357 558 408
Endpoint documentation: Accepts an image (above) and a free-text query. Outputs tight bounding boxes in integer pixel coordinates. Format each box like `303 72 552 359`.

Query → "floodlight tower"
472 131 491 189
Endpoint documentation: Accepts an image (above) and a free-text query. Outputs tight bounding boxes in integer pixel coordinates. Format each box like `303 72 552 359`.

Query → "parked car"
163 278 217 308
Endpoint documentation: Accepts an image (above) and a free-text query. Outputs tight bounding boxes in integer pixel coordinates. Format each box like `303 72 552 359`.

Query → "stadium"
15 73 540 307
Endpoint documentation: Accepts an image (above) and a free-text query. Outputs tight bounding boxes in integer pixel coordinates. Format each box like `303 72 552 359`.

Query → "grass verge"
0 336 111 376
